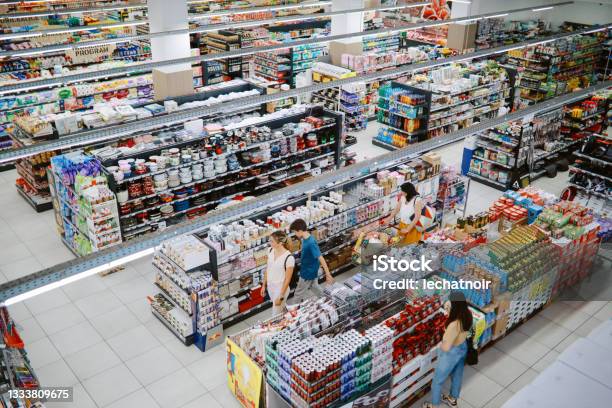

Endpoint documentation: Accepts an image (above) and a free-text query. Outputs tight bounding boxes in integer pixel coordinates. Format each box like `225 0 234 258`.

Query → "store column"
328 0 370 65
148 0 194 100
446 0 480 51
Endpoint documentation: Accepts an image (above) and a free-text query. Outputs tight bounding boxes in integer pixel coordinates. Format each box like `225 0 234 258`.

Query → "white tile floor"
1 122 609 407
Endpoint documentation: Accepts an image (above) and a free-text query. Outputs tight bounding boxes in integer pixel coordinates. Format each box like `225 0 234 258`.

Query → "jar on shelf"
127 181 143 199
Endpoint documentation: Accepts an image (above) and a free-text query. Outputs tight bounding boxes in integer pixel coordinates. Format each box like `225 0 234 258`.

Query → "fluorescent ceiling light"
3 248 155 306
449 1 472 3
485 13 509 19
532 6 554 12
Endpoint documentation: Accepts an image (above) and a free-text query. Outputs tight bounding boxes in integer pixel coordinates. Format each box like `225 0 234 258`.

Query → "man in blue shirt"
288 218 334 305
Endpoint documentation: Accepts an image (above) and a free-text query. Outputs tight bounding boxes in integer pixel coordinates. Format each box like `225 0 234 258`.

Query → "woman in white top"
261 230 295 317
386 181 424 245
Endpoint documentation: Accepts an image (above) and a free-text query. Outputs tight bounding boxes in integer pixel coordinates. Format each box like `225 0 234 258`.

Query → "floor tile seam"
32 302 87 337
124 356 184 388
81 356 145 408
479 386 507 408
473 359 530 390
562 301 609 316
556 359 612 391
496 322 556 351
77 379 103 408
175 390 214 408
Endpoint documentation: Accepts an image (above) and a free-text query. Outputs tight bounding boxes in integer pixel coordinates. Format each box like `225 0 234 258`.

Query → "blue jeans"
431 341 467 406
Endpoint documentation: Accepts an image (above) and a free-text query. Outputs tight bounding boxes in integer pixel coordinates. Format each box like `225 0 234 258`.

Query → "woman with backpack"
423 292 474 408
385 182 424 245
261 230 295 317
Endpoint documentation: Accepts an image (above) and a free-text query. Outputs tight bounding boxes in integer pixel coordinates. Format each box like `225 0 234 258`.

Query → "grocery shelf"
0 4 593 95
151 306 195 346
0 19 149 40
0 36 611 304
569 165 612 182
568 183 609 199
533 140 581 161
188 1 331 20
467 172 509 191
574 151 611 166
0 3 148 19
15 182 52 212
471 155 513 169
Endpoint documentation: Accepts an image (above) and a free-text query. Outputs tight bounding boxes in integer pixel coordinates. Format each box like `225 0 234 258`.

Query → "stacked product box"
535 201 601 295
286 331 373 408
384 296 445 376
364 324 395 383
336 330 373 401
389 345 440 408
484 225 559 331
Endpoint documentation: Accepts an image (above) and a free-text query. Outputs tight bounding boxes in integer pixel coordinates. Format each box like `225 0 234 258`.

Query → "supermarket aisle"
6 173 608 407
7 262 611 408
0 121 600 408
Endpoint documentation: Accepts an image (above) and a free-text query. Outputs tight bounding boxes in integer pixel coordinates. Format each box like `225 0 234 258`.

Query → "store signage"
226 338 263 408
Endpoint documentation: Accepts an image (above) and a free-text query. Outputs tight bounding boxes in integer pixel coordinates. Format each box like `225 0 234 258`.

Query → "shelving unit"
528 108 577 181
151 236 222 350
235 27 270 80
414 63 517 140
9 122 57 211
49 152 122 256
505 33 605 106
435 169 470 227
466 120 532 191
253 47 292 84
475 19 551 50
311 62 363 132
203 30 242 79
291 44 326 81
0 74 153 126
374 81 431 151
561 94 608 137
101 106 342 241
567 134 611 214
362 33 400 54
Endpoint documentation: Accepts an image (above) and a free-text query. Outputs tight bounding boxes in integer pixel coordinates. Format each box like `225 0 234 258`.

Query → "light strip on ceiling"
485 13 509 19
3 248 155 306
532 6 555 12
